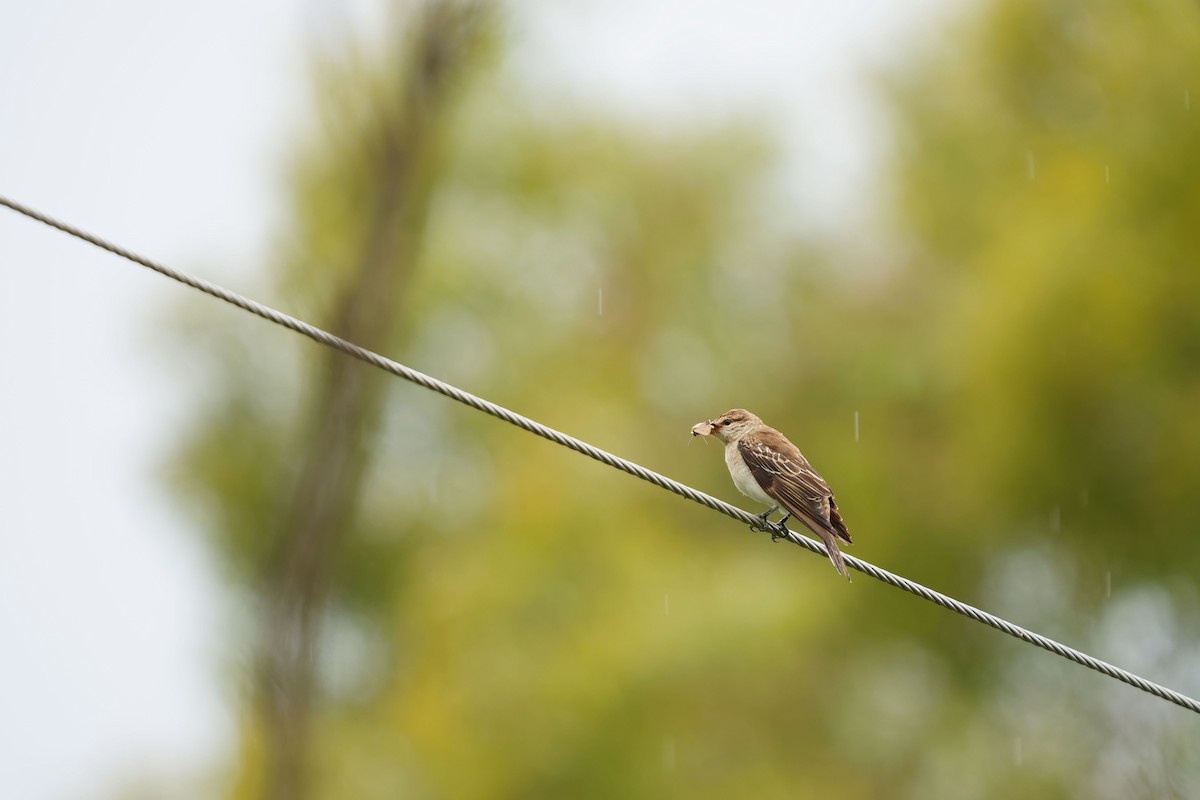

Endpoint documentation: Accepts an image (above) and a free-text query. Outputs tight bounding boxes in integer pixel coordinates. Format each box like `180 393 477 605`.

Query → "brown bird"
691 408 853 580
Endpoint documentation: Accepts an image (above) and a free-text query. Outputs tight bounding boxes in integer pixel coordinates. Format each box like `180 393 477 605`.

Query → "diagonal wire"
4 192 1199 716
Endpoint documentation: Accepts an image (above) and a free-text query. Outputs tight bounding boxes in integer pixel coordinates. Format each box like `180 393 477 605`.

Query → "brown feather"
738 433 853 579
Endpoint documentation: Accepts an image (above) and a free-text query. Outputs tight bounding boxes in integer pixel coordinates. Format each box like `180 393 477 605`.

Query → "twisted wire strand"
4 192 1198 715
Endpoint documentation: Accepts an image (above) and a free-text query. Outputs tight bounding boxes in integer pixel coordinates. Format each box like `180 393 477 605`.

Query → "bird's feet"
755 506 778 524
753 506 778 532
769 513 792 542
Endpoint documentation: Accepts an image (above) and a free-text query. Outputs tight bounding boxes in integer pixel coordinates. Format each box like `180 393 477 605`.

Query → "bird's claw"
772 515 792 542
769 513 792 542
749 507 792 541
751 508 777 536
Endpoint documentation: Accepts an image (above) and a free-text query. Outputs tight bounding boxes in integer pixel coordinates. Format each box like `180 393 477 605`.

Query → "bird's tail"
816 526 851 582
829 498 853 544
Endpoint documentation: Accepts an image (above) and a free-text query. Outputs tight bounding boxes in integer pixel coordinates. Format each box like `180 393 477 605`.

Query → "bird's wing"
738 434 852 544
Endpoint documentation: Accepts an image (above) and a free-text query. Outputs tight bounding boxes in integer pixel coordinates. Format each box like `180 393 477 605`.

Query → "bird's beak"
691 420 715 437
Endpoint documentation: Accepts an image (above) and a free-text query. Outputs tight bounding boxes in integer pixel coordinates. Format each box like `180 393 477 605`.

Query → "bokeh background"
3 0 1200 798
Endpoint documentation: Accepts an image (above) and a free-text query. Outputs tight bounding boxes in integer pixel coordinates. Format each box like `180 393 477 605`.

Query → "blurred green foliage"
170 0 1200 797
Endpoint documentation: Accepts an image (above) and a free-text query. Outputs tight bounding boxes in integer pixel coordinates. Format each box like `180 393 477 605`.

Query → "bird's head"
691 408 762 443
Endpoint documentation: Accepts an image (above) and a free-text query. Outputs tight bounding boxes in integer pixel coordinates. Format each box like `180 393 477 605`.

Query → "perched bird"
691 408 853 580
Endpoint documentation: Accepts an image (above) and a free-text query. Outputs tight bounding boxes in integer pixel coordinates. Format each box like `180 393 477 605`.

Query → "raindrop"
1186 88 1192 111
662 737 676 772
1105 570 1112 599
598 287 604 316
853 411 860 443
1026 151 1036 181
1014 736 1023 767
1080 488 1089 508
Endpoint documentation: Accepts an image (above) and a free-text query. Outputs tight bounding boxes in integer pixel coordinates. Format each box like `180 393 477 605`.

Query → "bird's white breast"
724 443 775 507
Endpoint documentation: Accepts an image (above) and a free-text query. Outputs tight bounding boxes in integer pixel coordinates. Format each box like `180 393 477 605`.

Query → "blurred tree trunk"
259 4 489 799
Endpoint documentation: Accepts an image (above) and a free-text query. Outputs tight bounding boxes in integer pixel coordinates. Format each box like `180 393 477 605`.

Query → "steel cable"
4 192 1198 715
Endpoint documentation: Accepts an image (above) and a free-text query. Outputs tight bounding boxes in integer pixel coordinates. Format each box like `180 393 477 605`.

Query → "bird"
691 408 853 580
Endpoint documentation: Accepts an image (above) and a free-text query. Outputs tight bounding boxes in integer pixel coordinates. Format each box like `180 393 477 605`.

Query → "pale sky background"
0 1 952 797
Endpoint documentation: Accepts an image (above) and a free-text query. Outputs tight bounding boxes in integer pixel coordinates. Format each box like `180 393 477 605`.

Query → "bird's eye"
721 419 731 426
